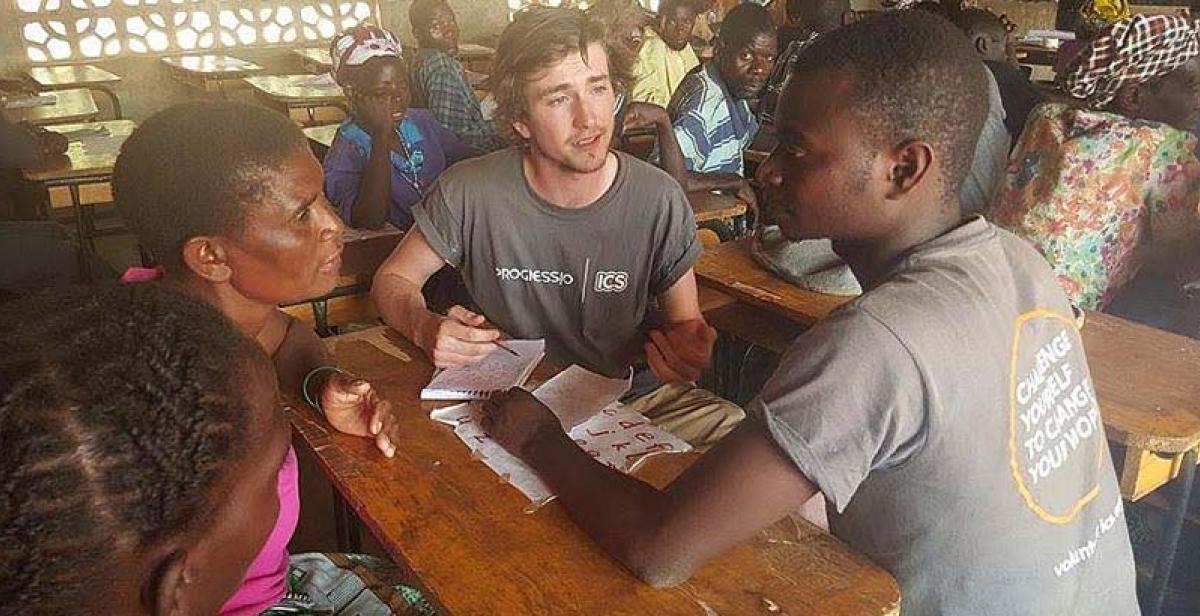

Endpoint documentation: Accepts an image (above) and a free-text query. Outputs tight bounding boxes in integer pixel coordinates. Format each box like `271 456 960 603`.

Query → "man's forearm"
523 429 684 585
373 271 440 352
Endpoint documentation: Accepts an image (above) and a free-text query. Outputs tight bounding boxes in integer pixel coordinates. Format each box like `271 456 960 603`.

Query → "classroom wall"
0 0 511 121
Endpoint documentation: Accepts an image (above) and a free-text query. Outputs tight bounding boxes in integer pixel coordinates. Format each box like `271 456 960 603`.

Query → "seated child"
114 101 430 615
0 283 287 614
324 24 476 230
483 12 1139 614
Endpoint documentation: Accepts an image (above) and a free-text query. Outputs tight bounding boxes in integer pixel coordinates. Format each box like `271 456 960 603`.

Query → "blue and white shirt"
668 63 759 176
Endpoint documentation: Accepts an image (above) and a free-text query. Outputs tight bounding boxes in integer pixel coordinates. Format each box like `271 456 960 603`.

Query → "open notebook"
420 339 545 400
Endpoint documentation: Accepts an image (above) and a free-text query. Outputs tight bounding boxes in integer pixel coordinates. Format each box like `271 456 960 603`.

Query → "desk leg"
92 86 122 120
311 299 332 337
1146 448 1197 616
67 184 93 283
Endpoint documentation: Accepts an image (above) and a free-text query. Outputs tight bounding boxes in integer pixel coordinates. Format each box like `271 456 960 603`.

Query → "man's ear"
145 549 188 616
512 118 532 141
181 236 233 284
974 34 989 57
885 139 934 200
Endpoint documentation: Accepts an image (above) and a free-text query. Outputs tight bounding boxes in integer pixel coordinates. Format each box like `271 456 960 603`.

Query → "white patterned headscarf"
329 24 403 86
1064 14 1200 108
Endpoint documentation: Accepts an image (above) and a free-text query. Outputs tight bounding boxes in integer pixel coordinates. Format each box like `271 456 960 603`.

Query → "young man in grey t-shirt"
482 12 1139 615
372 7 743 447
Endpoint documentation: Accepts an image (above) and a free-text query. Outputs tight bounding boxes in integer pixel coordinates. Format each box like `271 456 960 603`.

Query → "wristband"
301 366 346 414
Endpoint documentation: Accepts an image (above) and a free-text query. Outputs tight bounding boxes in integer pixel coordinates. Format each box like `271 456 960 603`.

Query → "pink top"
220 446 300 615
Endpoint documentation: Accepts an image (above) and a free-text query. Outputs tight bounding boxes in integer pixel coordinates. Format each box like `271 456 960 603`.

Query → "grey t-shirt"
413 147 700 378
748 217 1138 615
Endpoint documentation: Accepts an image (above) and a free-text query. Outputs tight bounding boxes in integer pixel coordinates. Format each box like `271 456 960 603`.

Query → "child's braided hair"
0 282 264 611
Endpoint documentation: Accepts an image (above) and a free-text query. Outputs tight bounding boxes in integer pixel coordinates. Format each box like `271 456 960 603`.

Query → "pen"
493 340 520 356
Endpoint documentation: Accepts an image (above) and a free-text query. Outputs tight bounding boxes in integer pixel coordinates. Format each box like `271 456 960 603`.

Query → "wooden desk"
3 88 99 125
294 47 333 73
162 55 263 95
22 119 136 280
27 64 123 119
303 123 338 150
290 328 901 614
686 191 749 243
457 43 495 74
1014 43 1059 68
694 237 1200 616
245 74 347 124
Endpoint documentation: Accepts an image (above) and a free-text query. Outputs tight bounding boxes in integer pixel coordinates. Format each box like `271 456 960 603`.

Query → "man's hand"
645 319 717 383
735 179 760 225
319 372 398 458
420 305 503 368
481 387 564 459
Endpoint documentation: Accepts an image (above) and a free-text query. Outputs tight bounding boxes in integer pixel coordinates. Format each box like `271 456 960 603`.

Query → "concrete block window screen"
16 0 375 62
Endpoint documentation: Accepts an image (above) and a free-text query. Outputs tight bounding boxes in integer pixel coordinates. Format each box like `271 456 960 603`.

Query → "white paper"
421 339 544 400
429 394 692 506
532 364 631 429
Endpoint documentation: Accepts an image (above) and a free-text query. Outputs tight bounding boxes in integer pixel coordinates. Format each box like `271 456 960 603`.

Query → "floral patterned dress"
989 102 1200 310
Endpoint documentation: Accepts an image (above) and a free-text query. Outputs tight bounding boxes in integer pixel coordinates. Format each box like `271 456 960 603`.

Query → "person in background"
630 0 702 105
372 7 744 448
663 2 775 203
990 14 1200 312
481 13 1139 614
408 0 504 152
758 0 848 130
0 283 286 614
114 101 433 615
323 24 475 230
954 8 1044 142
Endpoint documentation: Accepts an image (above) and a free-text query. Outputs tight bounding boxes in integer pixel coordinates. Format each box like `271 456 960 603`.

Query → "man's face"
757 72 890 242
513 42 617 176
719 31 778 99
973 25 1009 64
425 3 460 53
657 3 698 51
1136 56 1200 130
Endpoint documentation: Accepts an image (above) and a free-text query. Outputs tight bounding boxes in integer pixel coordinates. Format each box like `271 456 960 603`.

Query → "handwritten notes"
421 339 544 400
429 365 690 507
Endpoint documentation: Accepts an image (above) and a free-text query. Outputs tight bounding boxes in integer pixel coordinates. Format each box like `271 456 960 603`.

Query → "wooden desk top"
303 123 338 149
162 55 263 76
293 47 333 70
290 329 900 615
21 120 135 183
687 191 748 224
694 238 1200 456
27 64 121 89
695 238 844 325
245 74 345 104
4 88 99 126
457 43 495 58
1014 43 1059 67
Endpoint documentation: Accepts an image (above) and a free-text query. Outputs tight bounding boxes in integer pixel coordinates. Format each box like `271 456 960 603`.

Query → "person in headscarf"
323 23 477 230
989 14 1200 318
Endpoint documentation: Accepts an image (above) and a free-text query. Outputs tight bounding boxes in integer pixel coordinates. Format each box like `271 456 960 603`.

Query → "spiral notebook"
420 339 545 400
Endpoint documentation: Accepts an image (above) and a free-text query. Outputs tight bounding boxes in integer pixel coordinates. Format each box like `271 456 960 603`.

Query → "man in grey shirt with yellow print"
371 7 743 447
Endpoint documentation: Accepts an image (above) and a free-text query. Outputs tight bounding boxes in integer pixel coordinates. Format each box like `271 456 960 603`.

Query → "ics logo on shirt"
594 271 628 293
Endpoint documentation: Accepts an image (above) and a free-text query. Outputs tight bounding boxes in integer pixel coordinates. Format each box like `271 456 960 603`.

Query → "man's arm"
644 269 715 383
484 390 817 586
372 226 500 367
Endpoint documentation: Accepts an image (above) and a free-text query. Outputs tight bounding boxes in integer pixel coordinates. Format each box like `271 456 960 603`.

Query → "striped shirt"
668 62 759 176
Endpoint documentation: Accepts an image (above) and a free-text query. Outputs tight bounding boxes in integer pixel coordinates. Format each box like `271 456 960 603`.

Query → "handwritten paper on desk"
429 366 691 507
421 339 544 400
